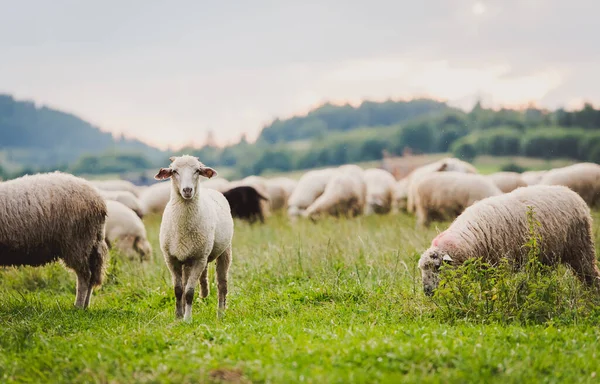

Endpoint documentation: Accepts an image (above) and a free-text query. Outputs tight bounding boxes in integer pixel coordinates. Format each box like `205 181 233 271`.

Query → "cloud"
0 0 598 148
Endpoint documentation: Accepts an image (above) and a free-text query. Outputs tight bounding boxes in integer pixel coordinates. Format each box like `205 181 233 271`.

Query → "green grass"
1 212 600 383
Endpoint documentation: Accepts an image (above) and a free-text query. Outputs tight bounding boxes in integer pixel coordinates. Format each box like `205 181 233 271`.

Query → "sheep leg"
216 247 232 314
74 271 91 309
183 259 207 322
166 256 184 318
84 286 93 309
200 267 210 298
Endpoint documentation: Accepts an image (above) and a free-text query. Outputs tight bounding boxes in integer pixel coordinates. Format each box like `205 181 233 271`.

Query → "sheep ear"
198 167 217 179
437 162 448 172
442 254 453 263
169 156 177 162
154 168 173 180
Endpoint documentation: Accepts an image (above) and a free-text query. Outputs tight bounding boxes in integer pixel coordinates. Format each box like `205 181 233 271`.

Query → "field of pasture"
1 210 600 383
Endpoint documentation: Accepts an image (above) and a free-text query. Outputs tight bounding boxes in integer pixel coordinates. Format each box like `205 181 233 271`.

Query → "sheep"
266 177 297 211
486 172 527 193
232 175 271 217
303 171 367 220
418 185 600 296
414 172 502 227
363 168 396 215
98 189 145 218
201 177 230 193
338 164 364 174
91 179 141 197
406 157 477 213
155 155 234 321
105 200 152 261
521 170 547 186
287 168 337 217
391 178 409 213
0 172 108 308
139 181 171 215
538 162 600 207
223 186 269 223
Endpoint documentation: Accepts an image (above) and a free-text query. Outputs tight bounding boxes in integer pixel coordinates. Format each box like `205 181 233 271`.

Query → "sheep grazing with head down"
105 200 152 261
391 177 409 213
363 168 396 215
414 172 502 227
406 157 477 213
486 172 527 193
155 155 234 321
0 172 108 308
418 185 600 296
303 170 366 220
287 168 337 218
139 181 171 215
521 170 546 186
98 189 146 218
538 162 600 207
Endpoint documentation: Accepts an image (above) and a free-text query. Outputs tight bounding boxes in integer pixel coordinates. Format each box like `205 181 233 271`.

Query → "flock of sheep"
1 155 600 318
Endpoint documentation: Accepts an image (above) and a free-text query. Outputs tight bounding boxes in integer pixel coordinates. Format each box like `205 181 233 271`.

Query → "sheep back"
539 163 600 207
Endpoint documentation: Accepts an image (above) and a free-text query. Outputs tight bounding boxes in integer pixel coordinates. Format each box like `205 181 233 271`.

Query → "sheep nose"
183 187 192 195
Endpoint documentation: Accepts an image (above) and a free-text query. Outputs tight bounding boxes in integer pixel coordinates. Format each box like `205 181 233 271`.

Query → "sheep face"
418 247 453 296
155 155 217 200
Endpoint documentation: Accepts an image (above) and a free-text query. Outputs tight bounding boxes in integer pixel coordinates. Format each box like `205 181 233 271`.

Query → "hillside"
256 99 451 144
0 94 163 169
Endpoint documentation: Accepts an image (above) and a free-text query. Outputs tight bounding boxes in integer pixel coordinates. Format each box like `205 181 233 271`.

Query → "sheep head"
155 155 217 200
418 247 453 296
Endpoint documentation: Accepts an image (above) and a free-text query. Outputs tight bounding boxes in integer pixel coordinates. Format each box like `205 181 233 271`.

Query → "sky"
0 0 598 149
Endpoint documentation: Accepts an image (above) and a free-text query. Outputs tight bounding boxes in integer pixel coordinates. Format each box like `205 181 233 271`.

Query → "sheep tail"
90 228 109 287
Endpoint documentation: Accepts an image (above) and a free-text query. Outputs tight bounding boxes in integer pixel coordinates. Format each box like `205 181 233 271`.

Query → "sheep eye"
172 169 178 175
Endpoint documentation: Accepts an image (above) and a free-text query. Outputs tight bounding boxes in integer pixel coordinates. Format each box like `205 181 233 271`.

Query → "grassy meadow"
1 209 600 383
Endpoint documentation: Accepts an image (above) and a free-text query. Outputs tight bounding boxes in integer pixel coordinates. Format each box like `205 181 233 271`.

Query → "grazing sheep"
139 181 171 215
414 172 502 227
91 179 141 197
304 171 367 220
486 172 527 193
418 185 600 295
223 186 269 223
232 176 271 217
201 178 230 193
338 164 364 174
287 168 337 217
98 189 145 218
363 168 396 215
521 170 547 186
0 172 108 308
391 178 409 213
266 177 297 211
105 200 152 261
538 163 600 207
155 156 234 321
406 157 477 213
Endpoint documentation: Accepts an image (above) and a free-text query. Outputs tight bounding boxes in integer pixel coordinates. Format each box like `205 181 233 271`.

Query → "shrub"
432 206 600 325
500 163 526 173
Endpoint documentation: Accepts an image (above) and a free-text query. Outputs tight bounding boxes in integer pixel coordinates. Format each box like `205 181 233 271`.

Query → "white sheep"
200 177 230 193
91 179 141 197
363 168 396 215
287 168 337 217
391 177 409 213
139 181 171 215
414 172 502 227
266 177 297 211
155 155 234 321
486 172 527 193
105 200 152 261
406 157 477 213
98 189 146 218
521 170 547 186
538 162 600 207
303 171 367 220
418 185 600 295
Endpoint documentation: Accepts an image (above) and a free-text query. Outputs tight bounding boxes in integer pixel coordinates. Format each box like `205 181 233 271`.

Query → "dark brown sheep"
223 186 269 223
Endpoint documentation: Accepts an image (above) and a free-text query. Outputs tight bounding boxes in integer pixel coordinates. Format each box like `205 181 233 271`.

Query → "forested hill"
257 99 450 144
0 94 163 168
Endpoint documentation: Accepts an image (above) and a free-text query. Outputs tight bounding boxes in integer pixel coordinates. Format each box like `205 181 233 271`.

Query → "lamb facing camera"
155 155 234 321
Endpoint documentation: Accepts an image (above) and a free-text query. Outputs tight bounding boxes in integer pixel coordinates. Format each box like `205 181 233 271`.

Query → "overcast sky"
0 0 598 149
